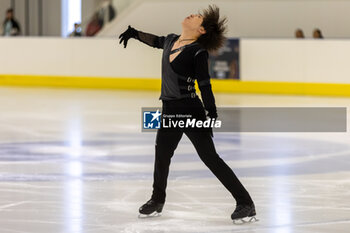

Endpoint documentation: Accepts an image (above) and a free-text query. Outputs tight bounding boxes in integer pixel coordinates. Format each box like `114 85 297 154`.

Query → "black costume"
119 26 255 218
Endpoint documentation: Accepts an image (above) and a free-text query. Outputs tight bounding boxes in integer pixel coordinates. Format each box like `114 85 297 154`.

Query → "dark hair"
295 28 304 38
7 8 14 14
314 28 323 39
196 5 228 52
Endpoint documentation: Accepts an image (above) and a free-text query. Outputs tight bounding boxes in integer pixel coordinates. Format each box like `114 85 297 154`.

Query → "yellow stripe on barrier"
211 80 350 97
1 74 350 97
0 74 161 91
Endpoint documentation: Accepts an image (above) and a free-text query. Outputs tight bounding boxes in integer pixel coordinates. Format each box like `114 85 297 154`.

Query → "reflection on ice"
64 116 83 233
65 179 83 233
273 177 292 233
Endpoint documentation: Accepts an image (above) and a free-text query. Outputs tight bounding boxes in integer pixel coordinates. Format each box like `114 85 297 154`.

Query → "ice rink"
0 86 349 233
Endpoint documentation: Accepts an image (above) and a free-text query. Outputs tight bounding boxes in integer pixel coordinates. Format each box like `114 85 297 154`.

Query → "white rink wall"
241 39 350 84
0 37 162 78
2 37 350 84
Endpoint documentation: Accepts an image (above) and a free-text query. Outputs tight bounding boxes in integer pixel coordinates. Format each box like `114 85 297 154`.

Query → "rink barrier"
0 74 161 91
1 74 350 97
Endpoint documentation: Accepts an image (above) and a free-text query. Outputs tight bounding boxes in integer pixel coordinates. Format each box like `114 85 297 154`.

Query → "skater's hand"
119 25 138 48
207 109 218 119
206 110 217 138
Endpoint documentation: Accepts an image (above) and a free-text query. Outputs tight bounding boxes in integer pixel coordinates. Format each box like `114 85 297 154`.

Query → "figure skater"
119 5 256 222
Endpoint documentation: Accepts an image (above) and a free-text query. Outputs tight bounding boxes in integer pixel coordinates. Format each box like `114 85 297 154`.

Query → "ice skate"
231 203 258 224
138 199 164 218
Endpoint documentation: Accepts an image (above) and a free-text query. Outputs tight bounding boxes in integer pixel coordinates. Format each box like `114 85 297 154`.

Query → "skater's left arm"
195 50 218 119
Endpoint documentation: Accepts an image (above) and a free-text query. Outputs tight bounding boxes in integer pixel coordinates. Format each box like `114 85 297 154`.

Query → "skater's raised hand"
119 25 138 48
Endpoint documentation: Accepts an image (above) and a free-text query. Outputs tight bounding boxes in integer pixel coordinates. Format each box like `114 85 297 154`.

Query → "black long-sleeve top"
135 30 217 117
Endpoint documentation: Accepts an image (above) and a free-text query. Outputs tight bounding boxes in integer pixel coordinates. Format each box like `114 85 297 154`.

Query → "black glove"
206 110 217 138
207 108 218 119
118 25 138 48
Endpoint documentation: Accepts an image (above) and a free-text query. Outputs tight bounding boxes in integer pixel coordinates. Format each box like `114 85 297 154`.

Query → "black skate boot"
138 199 164 218
231 203 258 224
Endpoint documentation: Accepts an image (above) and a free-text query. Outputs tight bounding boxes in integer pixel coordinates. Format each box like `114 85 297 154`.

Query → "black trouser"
150 98 253 206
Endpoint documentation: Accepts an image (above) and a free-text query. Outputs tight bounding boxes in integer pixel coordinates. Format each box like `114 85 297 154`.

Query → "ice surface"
0 87 349 233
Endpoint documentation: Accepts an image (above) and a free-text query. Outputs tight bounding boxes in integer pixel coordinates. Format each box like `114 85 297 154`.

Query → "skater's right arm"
119 25 165 49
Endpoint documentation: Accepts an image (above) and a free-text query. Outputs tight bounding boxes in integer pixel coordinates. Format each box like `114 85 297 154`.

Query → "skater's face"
182 13 206 36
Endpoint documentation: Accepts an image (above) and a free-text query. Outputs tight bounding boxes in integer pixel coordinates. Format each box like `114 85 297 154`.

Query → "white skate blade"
233 216 259 225
138 211 162 219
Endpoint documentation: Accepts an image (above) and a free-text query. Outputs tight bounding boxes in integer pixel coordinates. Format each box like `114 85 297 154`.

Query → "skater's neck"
177 29 198 45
